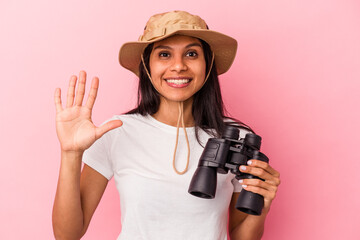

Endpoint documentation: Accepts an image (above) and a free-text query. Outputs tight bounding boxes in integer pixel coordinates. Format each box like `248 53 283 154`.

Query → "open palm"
54 71 122 152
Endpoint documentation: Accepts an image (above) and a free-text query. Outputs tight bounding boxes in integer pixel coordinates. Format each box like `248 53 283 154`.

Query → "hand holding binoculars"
188 125 269 215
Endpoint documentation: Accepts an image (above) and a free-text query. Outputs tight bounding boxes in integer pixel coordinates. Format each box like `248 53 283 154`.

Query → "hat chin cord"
141 52 214 175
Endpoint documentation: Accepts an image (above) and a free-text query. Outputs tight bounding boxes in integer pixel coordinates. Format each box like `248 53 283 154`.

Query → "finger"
95 120 123 139
247 160 280 178
74 70 87 106
54 88 63 113
239 178 277 192
241 185 277 201
246 160 281 186
239 165 274 182
66 75 77 108
85 76 99 110
241 164 281 186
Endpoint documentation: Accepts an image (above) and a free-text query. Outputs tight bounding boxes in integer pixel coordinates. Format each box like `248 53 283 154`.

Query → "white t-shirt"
83 114 245 240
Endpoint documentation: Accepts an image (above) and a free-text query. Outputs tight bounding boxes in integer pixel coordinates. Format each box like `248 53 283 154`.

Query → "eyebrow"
153 43 202 50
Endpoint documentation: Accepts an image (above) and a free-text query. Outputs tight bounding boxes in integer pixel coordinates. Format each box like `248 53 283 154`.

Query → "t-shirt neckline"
145 114 196 134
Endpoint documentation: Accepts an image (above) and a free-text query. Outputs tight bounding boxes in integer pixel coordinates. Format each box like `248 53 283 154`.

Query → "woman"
53 11 280 240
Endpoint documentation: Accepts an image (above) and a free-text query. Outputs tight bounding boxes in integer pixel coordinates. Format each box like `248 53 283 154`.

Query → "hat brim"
119 29 237 76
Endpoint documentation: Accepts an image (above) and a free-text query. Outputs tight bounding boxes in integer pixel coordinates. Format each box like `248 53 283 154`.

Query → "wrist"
61 150 84 158
60 150 84 168
260 208 270 217
60 150 84 176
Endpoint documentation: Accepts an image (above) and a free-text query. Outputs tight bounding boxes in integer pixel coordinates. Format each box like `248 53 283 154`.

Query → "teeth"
166 79 190 84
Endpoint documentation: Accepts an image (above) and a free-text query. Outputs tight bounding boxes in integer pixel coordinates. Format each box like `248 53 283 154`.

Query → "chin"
161 95 194 103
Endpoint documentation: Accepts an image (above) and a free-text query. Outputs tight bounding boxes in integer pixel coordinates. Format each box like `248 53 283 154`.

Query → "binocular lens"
244 134 262 150
188 166 217 199
222 126 239 140
235 190 264 216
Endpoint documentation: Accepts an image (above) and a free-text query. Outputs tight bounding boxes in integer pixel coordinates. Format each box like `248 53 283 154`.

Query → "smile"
164 78 192 88
165 78 191 85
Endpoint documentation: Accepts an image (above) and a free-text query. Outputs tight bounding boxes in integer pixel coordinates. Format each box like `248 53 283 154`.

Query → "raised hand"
54 71 122 153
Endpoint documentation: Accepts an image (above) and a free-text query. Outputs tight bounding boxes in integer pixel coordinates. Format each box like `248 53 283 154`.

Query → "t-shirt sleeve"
82 130 113 180
231 177 243 192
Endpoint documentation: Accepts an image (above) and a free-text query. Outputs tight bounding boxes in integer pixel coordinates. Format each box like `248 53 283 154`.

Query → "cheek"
149 62 165 79
196 55 207 77
196 61 207 82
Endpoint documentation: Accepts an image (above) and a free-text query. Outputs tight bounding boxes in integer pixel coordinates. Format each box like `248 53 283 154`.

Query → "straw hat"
119 10 238 76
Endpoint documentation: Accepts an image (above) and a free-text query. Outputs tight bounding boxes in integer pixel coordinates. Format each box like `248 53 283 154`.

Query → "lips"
165 77 192 84
164 77 192 88
166 79 190 84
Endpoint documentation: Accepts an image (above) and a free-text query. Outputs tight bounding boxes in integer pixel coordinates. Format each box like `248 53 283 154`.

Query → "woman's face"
149 35 206 104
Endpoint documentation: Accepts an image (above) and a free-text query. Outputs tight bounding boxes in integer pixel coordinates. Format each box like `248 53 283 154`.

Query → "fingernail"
240 166 246 171
239 179 243 183
242 185 247 188
247 160 252 165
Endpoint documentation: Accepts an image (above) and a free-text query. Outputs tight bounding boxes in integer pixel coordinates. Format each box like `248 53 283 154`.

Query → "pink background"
1 0 359 239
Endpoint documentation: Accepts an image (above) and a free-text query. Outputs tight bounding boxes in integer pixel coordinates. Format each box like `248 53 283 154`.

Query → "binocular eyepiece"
188 125 269 215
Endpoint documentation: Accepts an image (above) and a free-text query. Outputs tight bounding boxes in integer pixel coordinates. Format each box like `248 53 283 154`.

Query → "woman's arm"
228 192 266 240
229 160 280 240
52 152 108 239
52 71 122 239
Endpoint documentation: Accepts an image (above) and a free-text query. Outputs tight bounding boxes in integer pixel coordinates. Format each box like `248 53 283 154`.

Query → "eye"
159 52 170 58
186 51 198 58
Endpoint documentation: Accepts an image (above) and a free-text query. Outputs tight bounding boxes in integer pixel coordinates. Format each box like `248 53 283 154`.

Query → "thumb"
95 120 123 139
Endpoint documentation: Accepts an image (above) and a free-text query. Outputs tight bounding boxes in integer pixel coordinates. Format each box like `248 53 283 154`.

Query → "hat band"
139 24 204 42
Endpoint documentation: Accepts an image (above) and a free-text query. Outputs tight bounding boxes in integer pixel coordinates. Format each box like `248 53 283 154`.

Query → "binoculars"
188 125 269 215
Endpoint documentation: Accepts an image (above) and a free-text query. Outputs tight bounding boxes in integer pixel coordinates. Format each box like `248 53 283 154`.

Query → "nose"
170 55 188 72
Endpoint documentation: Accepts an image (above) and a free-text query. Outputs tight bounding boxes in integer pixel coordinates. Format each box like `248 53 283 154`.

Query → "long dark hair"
126 38 253 143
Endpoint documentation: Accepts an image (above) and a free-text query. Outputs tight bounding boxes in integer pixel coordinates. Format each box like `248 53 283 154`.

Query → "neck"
152 98 194 127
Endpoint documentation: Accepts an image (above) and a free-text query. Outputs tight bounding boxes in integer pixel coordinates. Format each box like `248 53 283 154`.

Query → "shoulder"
104 113 169 135
97 113 150 138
